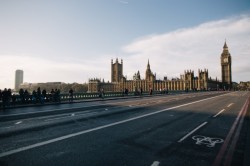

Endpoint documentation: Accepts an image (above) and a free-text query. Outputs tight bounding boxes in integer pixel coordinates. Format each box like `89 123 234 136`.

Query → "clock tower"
221 41 232 89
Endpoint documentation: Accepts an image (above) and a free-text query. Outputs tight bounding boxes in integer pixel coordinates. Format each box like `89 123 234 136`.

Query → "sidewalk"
0 94 156 120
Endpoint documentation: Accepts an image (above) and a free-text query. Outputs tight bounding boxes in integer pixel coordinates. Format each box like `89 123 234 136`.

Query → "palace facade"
88 42 232 92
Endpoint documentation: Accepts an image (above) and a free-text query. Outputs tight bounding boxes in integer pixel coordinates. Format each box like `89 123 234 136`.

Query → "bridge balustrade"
0 90 204 108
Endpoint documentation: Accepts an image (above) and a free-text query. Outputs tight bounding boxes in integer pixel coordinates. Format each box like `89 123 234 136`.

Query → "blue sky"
0 0 250 89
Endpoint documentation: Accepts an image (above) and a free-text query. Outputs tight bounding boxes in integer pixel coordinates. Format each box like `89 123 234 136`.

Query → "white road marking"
192 135 223 147
44 112 98 121
15 121 22 125
178 122 208 143
35 110 94 120
227 103 234 107
151 161 160 166
44 116 70 122
213 109 226 118
105 108 108 110
1 126 13 129
0 93 228 158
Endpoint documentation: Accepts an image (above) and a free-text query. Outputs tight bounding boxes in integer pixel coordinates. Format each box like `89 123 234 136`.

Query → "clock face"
223 58 228 63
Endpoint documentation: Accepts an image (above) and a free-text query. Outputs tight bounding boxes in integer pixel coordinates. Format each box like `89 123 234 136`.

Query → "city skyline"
0 0 250 89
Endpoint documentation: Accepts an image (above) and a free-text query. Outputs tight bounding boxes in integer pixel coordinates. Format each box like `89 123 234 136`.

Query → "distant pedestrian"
149 88 153 95
2 88 8 108
55 89 60 102
57 89 61 102
37 87 43 104
19 88 25 104
125 88 128 96
7 89 12 107
24 90 30 103
69 88 73 103
101 88 104 99
42 89 47 102
32 90 37 104
50 89 55 102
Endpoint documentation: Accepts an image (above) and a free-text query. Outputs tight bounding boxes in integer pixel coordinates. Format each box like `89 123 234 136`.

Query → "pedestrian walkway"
0 94 150 117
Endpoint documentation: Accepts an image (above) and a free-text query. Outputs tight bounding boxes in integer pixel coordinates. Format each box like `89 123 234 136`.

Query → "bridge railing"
0 90 205 108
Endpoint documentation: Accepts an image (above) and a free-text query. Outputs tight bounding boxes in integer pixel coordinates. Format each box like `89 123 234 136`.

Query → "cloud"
122 14 250 82
1 14 250 90
119 0 128 4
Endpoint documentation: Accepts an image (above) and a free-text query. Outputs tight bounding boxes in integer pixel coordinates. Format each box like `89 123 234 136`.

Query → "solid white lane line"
0 93 228 158
213 109 226 118
178 122 208 143
227 103 234 107
151 161 160 166
15 121 22 125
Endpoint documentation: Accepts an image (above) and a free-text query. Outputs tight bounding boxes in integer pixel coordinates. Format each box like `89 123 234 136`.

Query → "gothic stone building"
88 42 232 92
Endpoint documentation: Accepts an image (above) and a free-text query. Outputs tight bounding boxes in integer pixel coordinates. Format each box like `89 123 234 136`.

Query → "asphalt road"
0 91 249 166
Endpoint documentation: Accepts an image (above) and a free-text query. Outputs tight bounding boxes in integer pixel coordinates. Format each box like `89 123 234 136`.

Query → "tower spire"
223 40 228 49
147 59 150 69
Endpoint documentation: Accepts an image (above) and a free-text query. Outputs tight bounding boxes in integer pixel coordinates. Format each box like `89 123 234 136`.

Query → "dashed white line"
151 161 160 166
15 121 22 125
178 122 208 143
227 103 234 107
213 109 226 118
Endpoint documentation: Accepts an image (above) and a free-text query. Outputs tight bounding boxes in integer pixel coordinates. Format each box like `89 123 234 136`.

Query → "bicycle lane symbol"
192 135 224 148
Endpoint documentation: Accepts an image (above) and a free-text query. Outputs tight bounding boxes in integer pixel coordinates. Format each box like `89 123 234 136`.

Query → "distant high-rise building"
15 70 23 90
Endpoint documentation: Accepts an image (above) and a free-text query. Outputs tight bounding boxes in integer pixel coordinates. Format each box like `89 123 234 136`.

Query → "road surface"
0 91 249 166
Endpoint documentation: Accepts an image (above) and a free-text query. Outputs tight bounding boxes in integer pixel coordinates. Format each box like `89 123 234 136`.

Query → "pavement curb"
244 97 250 166
0 95 139 110
0 95 147 121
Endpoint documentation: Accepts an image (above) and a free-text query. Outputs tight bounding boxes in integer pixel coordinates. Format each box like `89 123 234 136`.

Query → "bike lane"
159 94 249 166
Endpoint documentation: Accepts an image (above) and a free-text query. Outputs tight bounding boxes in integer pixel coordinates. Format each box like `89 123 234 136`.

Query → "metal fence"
0 90 201 109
